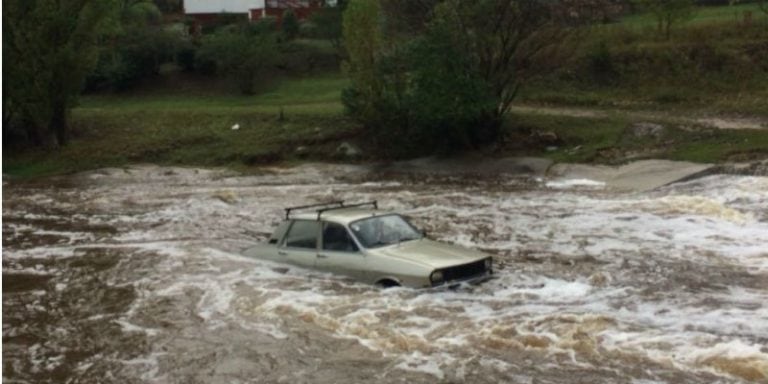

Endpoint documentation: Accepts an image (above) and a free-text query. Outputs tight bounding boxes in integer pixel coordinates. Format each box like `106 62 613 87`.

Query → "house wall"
184 0 265 14
249 0 322 24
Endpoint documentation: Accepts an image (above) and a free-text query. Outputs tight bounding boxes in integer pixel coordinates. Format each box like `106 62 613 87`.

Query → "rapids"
3 164 767 383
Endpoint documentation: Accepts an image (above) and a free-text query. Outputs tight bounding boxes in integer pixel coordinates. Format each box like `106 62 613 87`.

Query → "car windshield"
349 214 422 249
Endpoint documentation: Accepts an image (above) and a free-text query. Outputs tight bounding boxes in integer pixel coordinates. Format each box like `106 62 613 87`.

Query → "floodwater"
3 164 767 383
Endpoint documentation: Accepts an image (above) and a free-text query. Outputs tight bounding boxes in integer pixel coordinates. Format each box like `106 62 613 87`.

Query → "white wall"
184 0 265 14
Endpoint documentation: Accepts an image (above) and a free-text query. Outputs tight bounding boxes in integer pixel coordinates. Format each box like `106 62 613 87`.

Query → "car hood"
367 239 488 269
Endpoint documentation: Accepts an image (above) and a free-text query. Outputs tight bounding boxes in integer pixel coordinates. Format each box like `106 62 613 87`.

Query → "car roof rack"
284 200 378 220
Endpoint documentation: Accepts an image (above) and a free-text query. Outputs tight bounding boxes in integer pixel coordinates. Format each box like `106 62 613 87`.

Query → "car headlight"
430 270 444 284
485 258 493 271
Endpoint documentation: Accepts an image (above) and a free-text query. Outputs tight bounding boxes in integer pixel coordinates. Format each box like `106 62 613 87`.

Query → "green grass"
5 73 353 177
79 72 348 115
620 3 767 28
3 110 358 177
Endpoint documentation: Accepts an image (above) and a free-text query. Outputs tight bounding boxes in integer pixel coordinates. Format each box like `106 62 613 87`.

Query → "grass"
504 112 768 164
6 8 768 178
4 110 358 177
519 3 768 117
620 3 767 28
79 72 348 115
4 73 355 177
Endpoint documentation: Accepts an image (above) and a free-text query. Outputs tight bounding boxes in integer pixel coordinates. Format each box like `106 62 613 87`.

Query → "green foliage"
152 0 182 13
635 0 697 39
308 6 344 53
196 25 279 94
89 27 186 91
84 0 188 92
406 26 500 153
342 0 504 157
341 0 570 157
587 41 618 85
282 9 300 40
341 0 385 123
3 0 116 147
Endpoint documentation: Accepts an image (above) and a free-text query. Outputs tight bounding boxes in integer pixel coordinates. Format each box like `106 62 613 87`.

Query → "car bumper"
429 270 495 289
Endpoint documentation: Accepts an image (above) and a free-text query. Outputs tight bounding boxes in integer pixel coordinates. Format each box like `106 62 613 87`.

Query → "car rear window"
284 220 320 249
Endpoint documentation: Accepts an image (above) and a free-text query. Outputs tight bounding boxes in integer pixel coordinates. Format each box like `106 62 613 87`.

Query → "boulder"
336 142 362 157
628 122 665 138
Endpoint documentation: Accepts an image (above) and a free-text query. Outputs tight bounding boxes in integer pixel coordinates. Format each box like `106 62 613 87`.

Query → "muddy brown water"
3 164 767 383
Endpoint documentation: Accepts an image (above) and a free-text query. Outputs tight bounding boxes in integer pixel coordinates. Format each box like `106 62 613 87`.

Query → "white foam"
395 352 449 380
545 178 606 189
7 166 767 382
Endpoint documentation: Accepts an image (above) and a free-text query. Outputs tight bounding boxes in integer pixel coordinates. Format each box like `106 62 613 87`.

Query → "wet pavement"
3 164 767 383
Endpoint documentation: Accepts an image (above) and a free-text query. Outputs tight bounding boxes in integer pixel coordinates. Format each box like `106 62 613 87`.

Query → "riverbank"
4 102 767 179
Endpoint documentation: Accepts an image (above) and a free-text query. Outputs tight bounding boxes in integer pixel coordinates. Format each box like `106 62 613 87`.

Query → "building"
184 0 262 24
250 0 323 25
184 0 324 26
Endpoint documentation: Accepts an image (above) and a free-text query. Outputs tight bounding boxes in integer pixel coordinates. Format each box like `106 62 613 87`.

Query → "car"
243 201 493 288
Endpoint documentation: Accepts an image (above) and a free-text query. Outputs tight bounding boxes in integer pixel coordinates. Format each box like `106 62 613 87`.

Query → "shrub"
281 9 300 40
341 0 499 158
587 41 619 84
196 25 278 94
87 27 185 91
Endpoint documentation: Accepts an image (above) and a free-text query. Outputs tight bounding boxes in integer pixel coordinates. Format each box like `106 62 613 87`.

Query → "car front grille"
441 259 489 283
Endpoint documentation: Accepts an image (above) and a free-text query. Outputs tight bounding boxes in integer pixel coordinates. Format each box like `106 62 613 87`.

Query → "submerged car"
243 201 493 288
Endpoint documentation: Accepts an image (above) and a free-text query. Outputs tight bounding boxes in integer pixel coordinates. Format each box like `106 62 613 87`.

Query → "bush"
587 41 618 85
281 9 300 39
342 3 499 158
196 25 278 94
86 27 186 91
276 41 339 73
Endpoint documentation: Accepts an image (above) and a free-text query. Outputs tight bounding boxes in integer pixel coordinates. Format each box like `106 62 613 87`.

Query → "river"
3 163 767 383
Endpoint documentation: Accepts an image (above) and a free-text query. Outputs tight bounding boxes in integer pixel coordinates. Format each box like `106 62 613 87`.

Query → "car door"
279 220 320 269
316 221 368 281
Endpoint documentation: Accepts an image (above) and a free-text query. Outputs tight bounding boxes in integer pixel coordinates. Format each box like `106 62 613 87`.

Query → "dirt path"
511 105 768 130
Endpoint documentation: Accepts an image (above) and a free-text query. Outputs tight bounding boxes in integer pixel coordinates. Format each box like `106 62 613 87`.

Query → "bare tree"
432 0 575 118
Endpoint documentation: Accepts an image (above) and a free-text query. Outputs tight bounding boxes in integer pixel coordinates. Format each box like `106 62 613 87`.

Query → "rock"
212 190 238 204
589 272 610 287
295 146 308 156
679 159 768 179
628 122 665 138
531 130 561 145
336 142 362 157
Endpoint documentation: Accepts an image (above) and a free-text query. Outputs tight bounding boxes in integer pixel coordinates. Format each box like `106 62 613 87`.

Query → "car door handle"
278 251 287 256
317 254 328 259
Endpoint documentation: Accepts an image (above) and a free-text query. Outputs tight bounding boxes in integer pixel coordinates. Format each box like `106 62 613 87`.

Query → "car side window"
284 220 320 249
322 222 359 252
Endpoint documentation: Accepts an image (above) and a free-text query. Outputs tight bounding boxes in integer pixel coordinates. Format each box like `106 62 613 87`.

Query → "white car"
243 201 493 288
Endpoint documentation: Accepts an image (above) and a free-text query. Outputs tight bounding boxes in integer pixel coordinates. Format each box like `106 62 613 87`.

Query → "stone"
336 142 361 157
628 122 665 138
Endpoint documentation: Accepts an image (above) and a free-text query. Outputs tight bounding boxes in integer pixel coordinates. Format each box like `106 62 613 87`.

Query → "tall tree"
341 0 572 157
342 0 385 123
3 0 115 147
430 0 570 119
